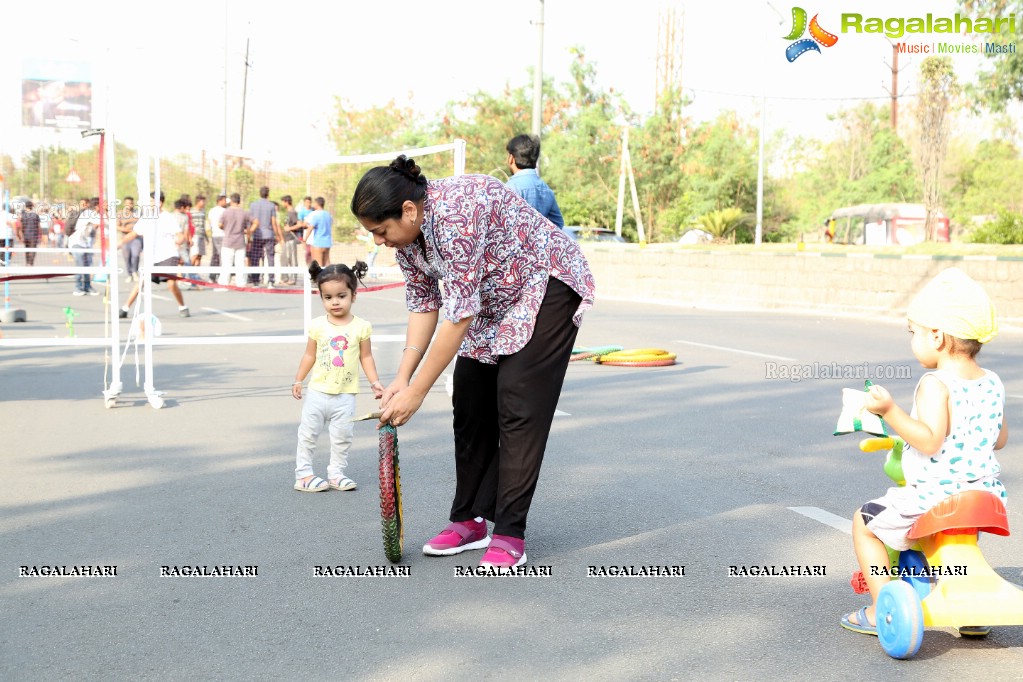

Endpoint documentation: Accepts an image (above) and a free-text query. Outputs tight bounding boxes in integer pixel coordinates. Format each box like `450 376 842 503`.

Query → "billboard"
22 58 92 129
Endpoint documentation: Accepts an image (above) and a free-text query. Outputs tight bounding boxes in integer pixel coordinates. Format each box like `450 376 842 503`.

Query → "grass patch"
638 241 1023 257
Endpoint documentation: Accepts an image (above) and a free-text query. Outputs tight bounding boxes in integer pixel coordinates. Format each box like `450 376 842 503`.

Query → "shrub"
969 211 1023 244
694 208 751 243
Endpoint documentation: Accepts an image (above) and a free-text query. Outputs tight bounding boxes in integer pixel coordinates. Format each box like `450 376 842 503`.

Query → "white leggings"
295 389 355 480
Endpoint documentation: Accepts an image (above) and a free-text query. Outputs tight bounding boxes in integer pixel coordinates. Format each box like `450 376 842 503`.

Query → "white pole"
624 132 645 243
222 0 229 195
453 139 467 176
755 94 765 246
531 0 544 138
756 1 785 247
144 156 160 400
614 128 627 238
106 131 122 397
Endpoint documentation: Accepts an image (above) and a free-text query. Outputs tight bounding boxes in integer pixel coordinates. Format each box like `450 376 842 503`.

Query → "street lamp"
756 2 786 246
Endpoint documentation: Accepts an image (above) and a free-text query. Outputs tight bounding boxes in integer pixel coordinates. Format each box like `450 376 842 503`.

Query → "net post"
453 139 467 176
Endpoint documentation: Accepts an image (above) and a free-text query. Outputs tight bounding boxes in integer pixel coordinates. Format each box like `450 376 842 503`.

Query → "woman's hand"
379 382 424 428
380 378 409 409
292 382 303 400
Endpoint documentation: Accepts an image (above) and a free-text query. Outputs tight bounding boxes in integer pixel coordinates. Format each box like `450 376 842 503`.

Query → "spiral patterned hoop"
378 424 404 563
596 348 677 367
571 346 677 367
570 345 624 362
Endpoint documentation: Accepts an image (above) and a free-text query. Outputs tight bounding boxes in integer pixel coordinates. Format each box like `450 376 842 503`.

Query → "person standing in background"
304 196 333 267
190 195 208 274
219 193 250 288
505 134 564 229
279 195 300 285
296 195 313 265
16 200 42 266
67 198 101 295
207 194 227 283
118 196 141 282
248 186 280 288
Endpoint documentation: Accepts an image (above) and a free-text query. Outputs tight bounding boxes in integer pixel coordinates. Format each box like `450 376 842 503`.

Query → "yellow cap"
906 267 998 343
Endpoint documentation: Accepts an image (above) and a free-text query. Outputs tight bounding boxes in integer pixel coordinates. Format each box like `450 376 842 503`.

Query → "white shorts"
861 484 1006 551
860 487 925 551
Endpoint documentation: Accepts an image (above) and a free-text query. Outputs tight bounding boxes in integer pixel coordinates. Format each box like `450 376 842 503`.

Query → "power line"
686 87 917 102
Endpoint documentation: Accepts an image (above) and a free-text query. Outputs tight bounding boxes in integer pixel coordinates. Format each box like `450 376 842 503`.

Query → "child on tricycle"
842 268 1011 650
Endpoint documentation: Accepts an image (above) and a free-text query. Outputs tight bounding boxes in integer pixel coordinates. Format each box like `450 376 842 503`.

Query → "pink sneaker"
479 535 527 570
422 519 490 556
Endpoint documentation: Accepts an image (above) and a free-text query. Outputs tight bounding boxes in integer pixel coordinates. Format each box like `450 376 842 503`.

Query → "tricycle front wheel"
877 580 924 659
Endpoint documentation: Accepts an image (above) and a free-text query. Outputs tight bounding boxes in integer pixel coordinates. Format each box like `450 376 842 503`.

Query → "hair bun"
389 155 426 185
308 260 323 279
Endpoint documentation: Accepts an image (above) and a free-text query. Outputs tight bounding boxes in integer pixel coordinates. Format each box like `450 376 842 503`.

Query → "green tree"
541 49 629 232
437 83 536 176
783 103 917 235
946 139 1023 226
915 57 959 240
683 112 759 216
959 0 1023 110
632 88 690 241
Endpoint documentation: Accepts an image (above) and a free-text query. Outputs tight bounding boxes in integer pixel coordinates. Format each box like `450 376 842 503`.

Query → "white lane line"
374 335 407 342
788 506 852 535
675 339 798 362
1010 395 1023 400
201 307 253 322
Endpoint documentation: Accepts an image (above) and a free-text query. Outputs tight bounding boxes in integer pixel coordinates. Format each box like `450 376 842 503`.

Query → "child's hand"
292 382 303 400
864 384 894 416
370 381 384 400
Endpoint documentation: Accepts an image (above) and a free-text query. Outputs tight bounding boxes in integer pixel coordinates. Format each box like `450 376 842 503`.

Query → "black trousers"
449 278 582 538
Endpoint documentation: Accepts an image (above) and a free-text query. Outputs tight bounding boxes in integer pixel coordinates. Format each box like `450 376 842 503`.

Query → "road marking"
675 339 798 362
1010 395 1023 400
788 506 852 534
201 307 253 322
375 335 406 342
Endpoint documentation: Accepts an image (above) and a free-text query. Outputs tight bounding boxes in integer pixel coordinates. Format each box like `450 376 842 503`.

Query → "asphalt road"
2 279 1022 681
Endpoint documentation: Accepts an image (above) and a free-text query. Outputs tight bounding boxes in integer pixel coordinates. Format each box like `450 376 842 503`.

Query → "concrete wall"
582 246 1023 324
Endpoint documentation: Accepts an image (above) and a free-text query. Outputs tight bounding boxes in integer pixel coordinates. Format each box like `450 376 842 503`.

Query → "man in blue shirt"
505 134 564 229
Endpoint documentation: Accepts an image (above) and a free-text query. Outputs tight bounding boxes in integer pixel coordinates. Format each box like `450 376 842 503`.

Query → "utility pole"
655 6 683 105
239 36 249 150
531 0 544 138
891 44 899 130
222 3 229 194
883 42 907 133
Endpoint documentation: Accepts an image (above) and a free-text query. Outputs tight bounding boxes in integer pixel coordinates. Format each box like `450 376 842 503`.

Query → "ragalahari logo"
784 7 839 61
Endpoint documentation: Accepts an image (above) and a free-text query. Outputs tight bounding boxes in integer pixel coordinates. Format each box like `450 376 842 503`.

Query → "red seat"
908 490 1010 539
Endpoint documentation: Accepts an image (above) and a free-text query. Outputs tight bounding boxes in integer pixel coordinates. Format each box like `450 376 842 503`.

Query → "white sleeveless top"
901 369 1007 513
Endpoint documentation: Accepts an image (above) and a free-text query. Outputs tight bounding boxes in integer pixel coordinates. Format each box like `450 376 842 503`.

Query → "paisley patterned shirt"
395 175 595 364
